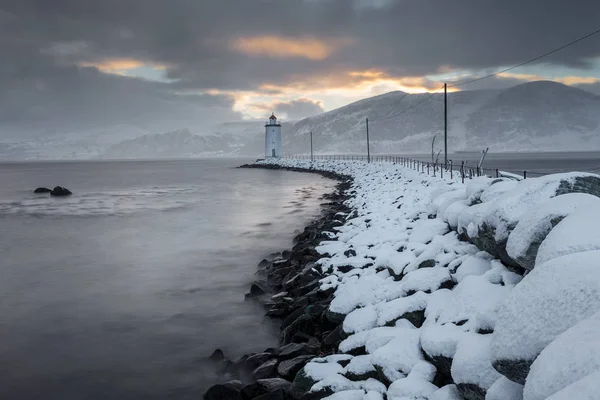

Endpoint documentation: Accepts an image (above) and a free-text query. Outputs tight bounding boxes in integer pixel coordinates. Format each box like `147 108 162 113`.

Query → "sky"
2 0 600 137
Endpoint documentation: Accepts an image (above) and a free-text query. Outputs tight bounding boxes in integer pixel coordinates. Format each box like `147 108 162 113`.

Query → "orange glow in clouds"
230 35 352 60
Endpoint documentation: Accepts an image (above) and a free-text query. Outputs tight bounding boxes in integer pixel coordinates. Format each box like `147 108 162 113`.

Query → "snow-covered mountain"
101 129 245 159
2 81 600 160
283 81 600 154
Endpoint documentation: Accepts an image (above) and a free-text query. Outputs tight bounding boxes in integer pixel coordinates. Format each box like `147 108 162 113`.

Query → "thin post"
450 160 453 179
310 131 313 162
366 118 371 163
524 171 527 179
444 83 448 169
461 161 465 184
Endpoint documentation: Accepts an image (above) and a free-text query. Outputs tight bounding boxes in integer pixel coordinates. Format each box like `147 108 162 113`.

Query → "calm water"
0 159 334 399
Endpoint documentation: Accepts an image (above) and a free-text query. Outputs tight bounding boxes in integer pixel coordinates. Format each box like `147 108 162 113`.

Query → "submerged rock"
50 186 72 197
33 187 52 193
203 384 242 400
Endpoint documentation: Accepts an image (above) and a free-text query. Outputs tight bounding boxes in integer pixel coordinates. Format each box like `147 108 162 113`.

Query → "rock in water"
34 187 52 193
203 384 242 399
50 186 72 197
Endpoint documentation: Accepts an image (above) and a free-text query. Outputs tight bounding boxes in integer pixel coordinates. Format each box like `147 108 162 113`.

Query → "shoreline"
203 163 355 399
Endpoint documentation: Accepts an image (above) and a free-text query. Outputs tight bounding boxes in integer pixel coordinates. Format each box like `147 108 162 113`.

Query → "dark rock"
277 355 314 380
50 186 72 197
209 349 226 363
426 354 453 386
224 380 245 390
282 309 304 331
281 314 315 345
247 281 270 298
343 249 357 257
418 259 436 269
336 265 354 273
204 384 242 400
492 358 531 385
456 383 487 400
513 215 565 271
253 359 279 380
244 353 272 373
288 368 322 400
279 343 318 361
258 259 271 268
345 370 379 381
242 379 291 400
34 187 52 193
254 388 287 400
324 310 345 325
399 309 426 328
322 324 348 349
267 306 289 318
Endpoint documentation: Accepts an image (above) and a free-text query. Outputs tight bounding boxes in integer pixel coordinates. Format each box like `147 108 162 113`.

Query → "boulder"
204 384 242 400
545 371 600 400
490 251 600 384
506 193 600 270
247 281 270 298
34 187 52 193
253 359 279 380
278 343 318 361
277 355 314 380
451 334 501 400
486 377 523 400
280 314 315 345
524 311 600 400
241 378 291 400
243 353 272 373
254 388 287 400
535 206 600 266
465 173 600 267
209 348 226 363
50 186 72 196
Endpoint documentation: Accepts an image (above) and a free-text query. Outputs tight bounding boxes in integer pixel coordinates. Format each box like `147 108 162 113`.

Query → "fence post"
461 161 465 184
524 171 527 179
450 160 453 179
441 164 444 179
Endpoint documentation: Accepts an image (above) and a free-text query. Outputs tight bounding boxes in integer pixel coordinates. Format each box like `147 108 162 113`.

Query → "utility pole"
444 83 448 169
366 118 371 163
310 131 313 161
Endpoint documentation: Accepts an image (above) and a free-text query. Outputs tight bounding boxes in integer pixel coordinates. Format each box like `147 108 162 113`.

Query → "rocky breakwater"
207 158 600 400
203 163 354 400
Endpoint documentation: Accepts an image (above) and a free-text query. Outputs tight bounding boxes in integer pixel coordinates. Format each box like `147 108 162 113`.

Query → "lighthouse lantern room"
265 113 282 158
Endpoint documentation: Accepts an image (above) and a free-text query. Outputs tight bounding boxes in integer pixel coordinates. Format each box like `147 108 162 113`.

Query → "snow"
452 256 492 282
486 377 523 400
409 219 450 244
420 321 467 359
345 355 376 376
452 333 502 391
535 205 600 266
524 311 600 400
377 292 428 327
344 305 379 334
430 385 462 400
491 250 600 363
323 390 365 400
254 159 600 400
387 375 438 399
506 193 600 270
545 371 600 400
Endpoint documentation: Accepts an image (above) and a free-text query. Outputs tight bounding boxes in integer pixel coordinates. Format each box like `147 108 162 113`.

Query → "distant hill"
101 129 244 159
283 81 600 154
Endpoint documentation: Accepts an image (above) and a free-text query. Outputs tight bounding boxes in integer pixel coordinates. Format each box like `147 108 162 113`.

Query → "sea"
0 158 334 399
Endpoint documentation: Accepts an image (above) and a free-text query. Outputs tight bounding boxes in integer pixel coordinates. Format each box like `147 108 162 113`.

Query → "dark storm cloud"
1 0 600 133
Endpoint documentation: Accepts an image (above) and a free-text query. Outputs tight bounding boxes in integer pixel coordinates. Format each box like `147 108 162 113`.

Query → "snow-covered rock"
535 205 600 266
491 250 600 384
523 311 600 400
485 377 523 400
545 371 600 400
506 193 600 270
452 334 502 399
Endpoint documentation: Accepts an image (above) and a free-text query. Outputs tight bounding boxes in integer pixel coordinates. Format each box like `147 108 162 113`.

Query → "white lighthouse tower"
265 113 282 158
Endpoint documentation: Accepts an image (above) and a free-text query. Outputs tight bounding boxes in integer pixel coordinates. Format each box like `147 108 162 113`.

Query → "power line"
449 26 600 88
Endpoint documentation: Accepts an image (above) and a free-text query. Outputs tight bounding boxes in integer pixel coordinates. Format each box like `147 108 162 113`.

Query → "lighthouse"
265 113 282 158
